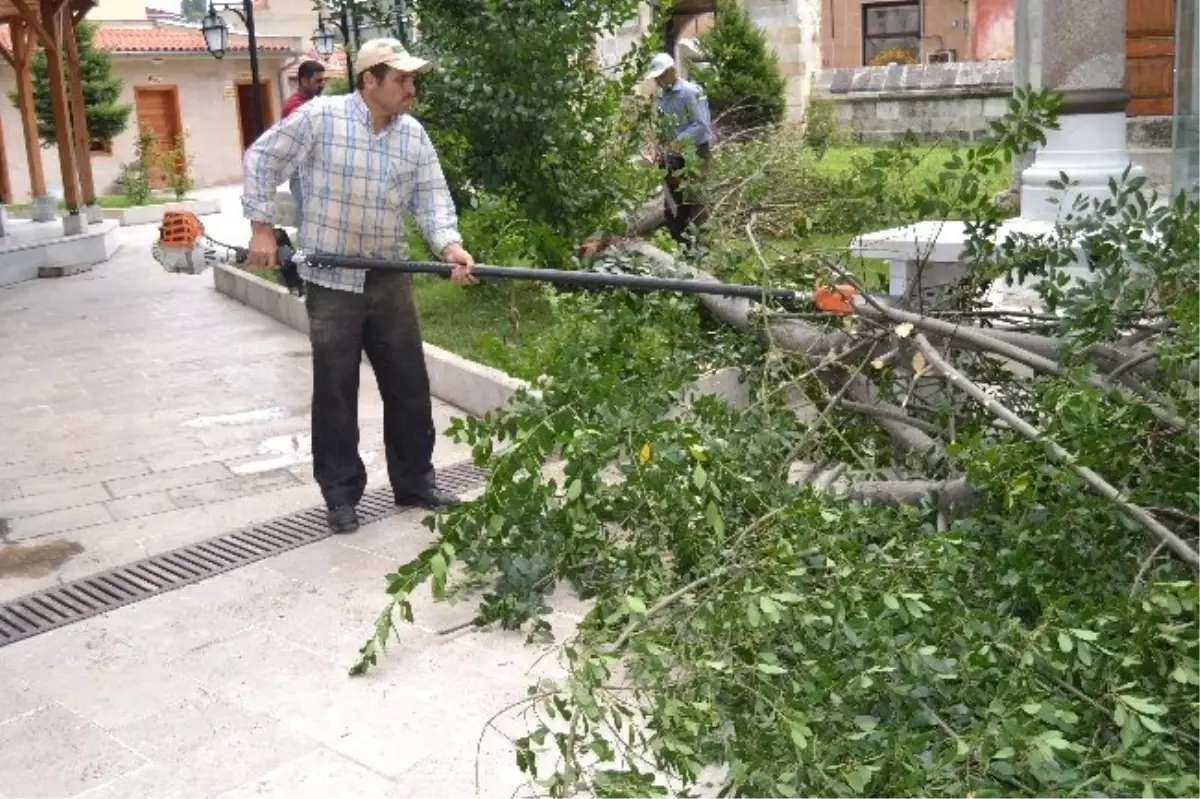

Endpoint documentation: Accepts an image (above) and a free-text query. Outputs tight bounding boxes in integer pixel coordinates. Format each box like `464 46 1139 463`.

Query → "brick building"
820 0 1014 68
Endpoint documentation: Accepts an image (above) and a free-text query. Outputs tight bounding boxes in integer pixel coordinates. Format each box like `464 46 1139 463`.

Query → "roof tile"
0 22 295 54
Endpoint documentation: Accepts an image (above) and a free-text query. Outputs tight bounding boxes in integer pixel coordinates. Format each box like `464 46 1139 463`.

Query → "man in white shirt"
242 38 477 534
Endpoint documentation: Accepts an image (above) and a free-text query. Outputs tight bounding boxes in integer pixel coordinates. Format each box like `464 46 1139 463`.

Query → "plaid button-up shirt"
241 91 462 293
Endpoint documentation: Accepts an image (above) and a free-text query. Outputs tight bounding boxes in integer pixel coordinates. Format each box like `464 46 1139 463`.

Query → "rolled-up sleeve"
408 127 463 257
241 107 316 224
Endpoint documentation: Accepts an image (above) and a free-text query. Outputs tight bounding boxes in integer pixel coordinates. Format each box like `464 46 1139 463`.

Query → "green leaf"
789 720 809 750
993 746 1015 760
692 463 708 490
845 766 873 793
1069 627 1099 641
566 478 582 501
1137 713 1166 734
430 552 447 580
756 662 787 675
854 715 879 732
626 595 647 615
882 593 900 610
1120 695 1167 715
771 592 803 604
1057 631 1074 652
705 500 725 537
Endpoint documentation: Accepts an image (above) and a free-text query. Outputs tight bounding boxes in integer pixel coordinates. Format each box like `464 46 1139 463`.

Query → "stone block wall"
813 60 1015 142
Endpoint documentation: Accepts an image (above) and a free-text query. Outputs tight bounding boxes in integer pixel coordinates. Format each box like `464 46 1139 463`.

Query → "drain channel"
0 459 487 649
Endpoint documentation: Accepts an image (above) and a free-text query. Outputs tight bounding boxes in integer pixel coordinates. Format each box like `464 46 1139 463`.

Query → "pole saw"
151 211 859 314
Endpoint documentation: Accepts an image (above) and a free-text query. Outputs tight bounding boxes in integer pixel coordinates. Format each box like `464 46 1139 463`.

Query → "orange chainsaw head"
812 284 858 314
158 210 206 249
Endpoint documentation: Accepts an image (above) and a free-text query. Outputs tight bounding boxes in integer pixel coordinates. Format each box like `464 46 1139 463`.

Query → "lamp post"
311 9 349 59
312 0 409 60
202 1 265 143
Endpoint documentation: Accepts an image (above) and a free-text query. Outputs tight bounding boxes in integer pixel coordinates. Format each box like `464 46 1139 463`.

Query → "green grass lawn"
241 261 553 372
814 143 1013 202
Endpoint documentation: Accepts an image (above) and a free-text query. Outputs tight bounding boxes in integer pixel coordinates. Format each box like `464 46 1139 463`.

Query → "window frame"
861 0 922 66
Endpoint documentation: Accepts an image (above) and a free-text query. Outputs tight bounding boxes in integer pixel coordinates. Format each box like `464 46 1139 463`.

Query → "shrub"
801 96 841 158
690 0 788 136
11 20 132 150
161 132 194 201
117 126 157 206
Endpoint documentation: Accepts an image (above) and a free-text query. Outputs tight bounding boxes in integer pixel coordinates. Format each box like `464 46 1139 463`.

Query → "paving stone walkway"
0 198 471 600
0 193 577 797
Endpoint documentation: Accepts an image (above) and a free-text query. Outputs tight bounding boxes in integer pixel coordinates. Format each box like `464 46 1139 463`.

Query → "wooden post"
40 0 83 221
10 22 49 211
62 13 97 213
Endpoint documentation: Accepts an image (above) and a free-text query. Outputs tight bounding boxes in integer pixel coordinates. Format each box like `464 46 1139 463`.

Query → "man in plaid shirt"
242 38 477 534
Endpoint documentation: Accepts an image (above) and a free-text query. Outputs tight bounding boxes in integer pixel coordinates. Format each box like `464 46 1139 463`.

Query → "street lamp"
202 2 265 144
312 8 353 59
311 19 337 58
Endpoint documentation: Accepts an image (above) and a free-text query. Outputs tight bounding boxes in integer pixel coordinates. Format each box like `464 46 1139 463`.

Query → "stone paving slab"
0 510 578 798
0 190 584 798
0 215 472 601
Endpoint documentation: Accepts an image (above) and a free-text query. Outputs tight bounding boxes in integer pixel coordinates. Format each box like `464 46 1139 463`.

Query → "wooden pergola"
0 0 100 223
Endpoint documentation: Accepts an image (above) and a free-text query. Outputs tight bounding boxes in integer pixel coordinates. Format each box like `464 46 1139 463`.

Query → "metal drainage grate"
0 459 488 649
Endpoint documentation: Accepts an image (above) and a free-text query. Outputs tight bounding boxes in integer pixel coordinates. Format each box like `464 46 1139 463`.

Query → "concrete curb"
6 197 223 227
211 263 756 419
212 262 528 416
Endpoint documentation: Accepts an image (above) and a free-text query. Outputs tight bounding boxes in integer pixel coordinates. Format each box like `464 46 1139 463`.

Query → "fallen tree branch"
914 333 1200 569
838 476 979 512
831 399 942 436
854 298 1191 432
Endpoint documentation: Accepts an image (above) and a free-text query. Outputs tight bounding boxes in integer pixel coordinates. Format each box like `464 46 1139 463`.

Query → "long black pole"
243 0 264 140
281 249 805 304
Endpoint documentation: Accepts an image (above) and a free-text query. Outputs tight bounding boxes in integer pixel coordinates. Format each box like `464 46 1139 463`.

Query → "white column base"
32 194 58 223
61 212 86 236
1020 111 1144 224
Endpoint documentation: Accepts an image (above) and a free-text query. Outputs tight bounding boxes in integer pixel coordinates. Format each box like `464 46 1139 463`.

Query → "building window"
862 1 921 66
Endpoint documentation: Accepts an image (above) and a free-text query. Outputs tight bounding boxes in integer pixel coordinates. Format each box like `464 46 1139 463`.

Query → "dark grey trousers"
305 272 436 509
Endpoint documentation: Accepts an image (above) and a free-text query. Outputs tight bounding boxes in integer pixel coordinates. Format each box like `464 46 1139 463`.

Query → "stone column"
1017 0 1143 222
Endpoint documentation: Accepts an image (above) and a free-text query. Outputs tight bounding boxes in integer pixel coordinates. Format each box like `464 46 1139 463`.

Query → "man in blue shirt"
646 52 713 243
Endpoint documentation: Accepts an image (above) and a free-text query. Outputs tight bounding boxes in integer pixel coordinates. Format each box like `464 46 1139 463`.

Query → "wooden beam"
72 0 96 24
11 0 57 52
0 106 12 205
10 20 46 197
62 11 95 206
40 0 81 212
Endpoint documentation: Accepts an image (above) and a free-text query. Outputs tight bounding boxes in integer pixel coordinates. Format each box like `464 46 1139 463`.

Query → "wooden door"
1126 0 1176 116
236 81 275 151
133 86 183 189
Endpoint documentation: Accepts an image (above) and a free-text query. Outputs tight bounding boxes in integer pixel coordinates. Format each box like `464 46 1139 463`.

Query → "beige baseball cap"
354 38 432 76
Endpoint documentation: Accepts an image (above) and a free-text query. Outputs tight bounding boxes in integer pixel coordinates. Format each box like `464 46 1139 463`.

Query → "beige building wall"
253 0 328 40
0 53 294 202
86 0 151 23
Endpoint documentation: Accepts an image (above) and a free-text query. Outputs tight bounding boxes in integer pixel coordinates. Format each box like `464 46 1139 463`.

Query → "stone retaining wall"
813 61 1015 143
813 60 1174 192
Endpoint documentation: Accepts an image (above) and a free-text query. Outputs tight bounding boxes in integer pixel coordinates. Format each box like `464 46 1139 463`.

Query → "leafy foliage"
396 0 663 264
11 21 133 149
690 0 787 135
348 83 1199 798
